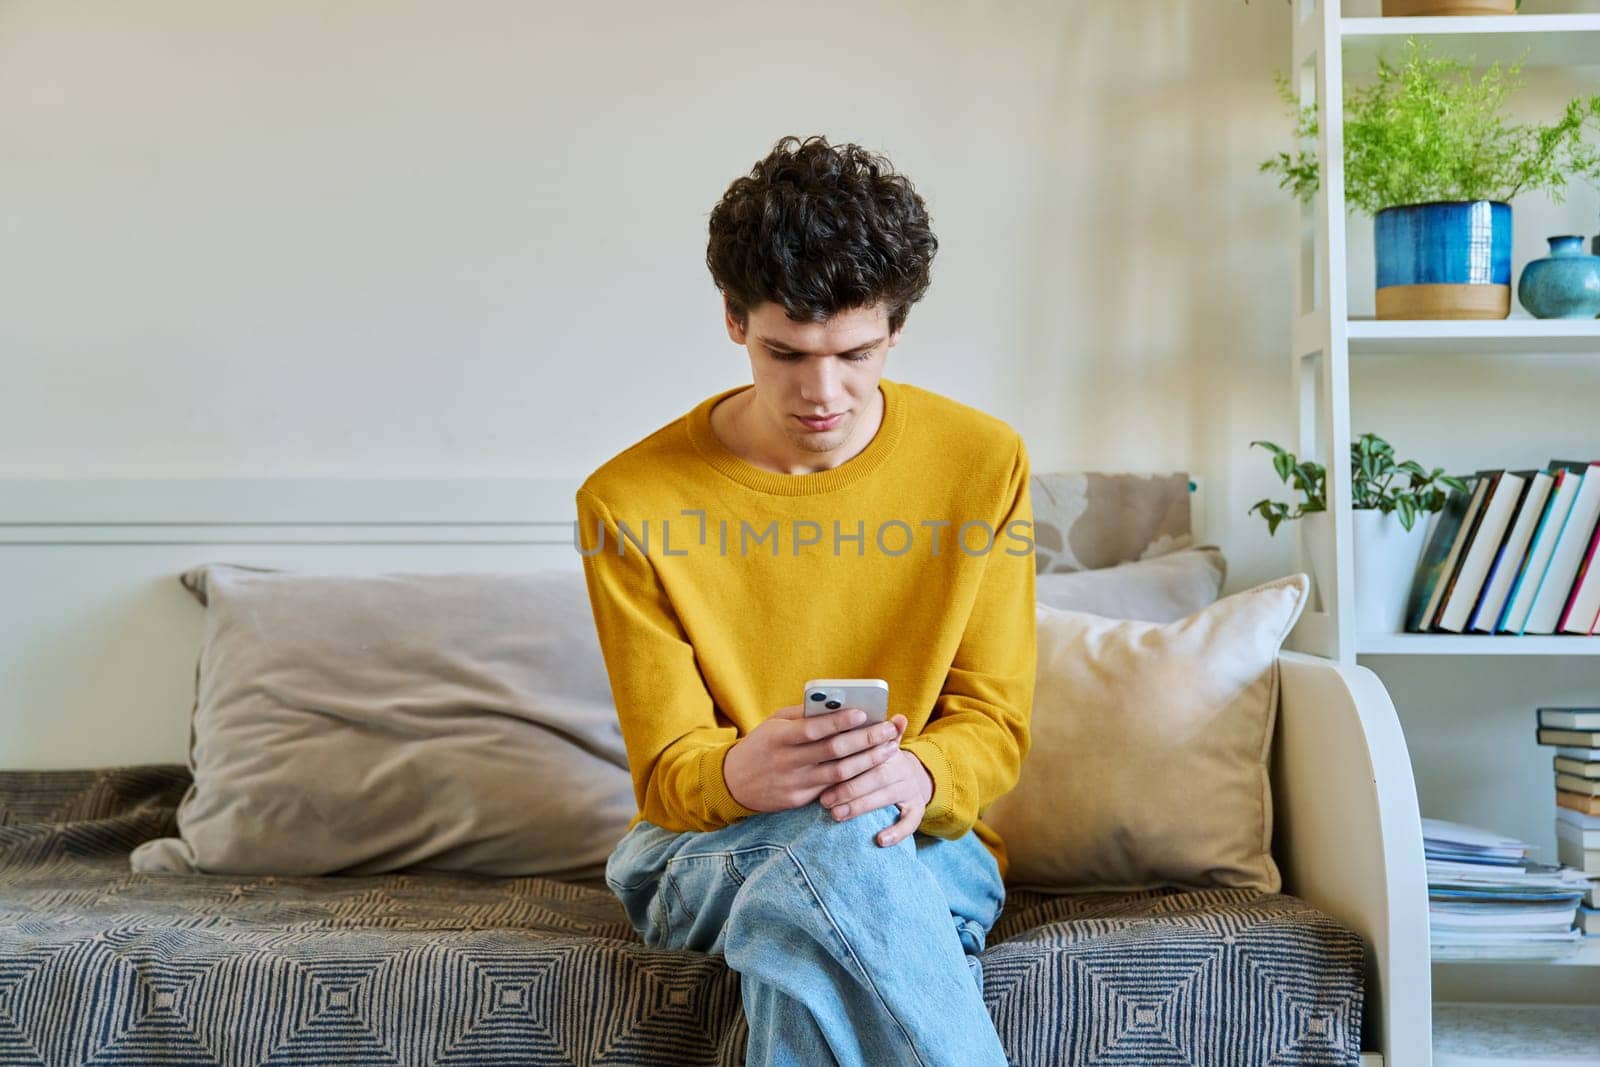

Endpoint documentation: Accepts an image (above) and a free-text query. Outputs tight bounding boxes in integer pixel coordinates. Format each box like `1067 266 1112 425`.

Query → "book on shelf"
1556 806 1600 832
1407 476 1483 633
1523 460 1600 635
1538 707 1600 730
1556 834 1600 875
1470 470 1551 633
1540 727 1600 748
1579 905 1600 936
1554 773 1600 797
1430 928 1583 944
1554 756 1600 780
1559 501 1600 634
1499 465 1581 634
1437 470 1527 633
1556 817 1600 851
1430 899 1581 931
1557 789 1600 816
1557 745 1600 761
1428 472 1497 633
1430 934 1583 962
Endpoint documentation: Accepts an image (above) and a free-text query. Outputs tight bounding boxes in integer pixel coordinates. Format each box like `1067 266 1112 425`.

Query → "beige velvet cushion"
129 564 635 880
986 573 1310 893
1034 545 1225 623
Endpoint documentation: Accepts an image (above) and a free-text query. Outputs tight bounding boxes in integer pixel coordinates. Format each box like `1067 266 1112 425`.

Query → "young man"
575 134 1035 1066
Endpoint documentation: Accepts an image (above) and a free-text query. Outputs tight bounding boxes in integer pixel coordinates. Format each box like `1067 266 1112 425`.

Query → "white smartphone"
803 678 890 723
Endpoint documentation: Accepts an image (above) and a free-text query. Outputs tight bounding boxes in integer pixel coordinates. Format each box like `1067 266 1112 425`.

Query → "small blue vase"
1518 235 1600 320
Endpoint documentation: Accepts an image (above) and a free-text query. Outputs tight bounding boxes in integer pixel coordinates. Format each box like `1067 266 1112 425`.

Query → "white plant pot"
1352 507 1430 635
1297 510 1335 616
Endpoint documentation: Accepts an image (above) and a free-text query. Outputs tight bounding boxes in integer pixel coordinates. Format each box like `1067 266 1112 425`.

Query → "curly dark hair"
706 134 938 336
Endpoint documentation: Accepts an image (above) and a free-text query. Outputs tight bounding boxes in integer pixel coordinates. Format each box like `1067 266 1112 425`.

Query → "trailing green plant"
1248 441 1326 536
1248 433 1469 536
1261 37 1600 215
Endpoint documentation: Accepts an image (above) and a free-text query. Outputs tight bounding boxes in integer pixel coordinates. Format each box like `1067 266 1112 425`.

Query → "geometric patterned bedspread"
0 765 1365 1066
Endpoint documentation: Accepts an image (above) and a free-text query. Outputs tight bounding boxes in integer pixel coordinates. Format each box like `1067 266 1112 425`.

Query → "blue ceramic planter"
1374 201 1512 319
1519 236 1600 320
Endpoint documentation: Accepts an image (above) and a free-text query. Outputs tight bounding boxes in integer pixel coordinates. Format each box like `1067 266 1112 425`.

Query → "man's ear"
723 294 747 344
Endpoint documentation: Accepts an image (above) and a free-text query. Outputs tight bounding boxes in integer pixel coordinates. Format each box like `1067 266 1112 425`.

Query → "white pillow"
1034 545 1224 622
987 573 1310 893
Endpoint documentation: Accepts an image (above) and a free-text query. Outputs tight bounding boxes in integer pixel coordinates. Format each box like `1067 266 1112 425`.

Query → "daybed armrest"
1272 650 1431 1067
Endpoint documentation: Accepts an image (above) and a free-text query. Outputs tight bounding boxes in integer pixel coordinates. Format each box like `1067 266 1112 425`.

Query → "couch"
0 471 1429 1066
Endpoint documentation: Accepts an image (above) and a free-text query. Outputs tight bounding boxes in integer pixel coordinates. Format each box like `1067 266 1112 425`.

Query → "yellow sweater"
575 375 1036 881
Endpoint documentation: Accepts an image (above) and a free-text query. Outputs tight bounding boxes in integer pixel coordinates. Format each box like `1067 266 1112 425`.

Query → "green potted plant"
1262 39 1600 319
1250 434 1468 631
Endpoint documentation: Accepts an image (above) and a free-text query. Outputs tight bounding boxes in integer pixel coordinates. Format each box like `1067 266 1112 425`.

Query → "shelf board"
1346 318 1600 355
1358 633 1600 655
1342 15 1600 74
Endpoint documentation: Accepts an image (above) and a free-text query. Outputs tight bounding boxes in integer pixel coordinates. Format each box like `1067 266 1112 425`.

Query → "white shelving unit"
1282 2 1600 1061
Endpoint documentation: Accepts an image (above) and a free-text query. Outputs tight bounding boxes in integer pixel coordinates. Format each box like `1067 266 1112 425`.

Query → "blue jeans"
604 799 1011 1067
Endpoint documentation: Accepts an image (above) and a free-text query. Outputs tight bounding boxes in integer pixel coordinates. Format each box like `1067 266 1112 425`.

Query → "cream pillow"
986 573 1310 893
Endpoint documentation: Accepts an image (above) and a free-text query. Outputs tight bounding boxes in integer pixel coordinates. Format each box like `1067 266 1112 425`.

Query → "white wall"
0 0 1305 587
4 2 1600 869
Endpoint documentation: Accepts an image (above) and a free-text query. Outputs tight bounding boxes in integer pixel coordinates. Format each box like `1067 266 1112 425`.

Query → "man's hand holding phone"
724 701 935 848
816 714 933 848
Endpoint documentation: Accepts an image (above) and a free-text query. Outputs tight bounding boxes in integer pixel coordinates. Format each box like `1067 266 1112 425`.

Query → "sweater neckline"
686 376 906 496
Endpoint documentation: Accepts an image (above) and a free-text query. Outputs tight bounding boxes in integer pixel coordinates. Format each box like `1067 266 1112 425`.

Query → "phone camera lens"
809 692 826 703
825 699 842 710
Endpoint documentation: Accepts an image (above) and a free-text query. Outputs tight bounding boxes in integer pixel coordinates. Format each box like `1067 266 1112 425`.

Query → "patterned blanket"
0 765 1363 1065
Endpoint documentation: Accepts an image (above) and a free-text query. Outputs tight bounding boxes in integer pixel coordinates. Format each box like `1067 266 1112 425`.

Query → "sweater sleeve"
575 487 761 831
900 435 1036 839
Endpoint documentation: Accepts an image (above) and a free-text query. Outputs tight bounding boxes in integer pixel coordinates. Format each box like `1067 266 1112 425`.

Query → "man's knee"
744 800 900 859
721 804 910 948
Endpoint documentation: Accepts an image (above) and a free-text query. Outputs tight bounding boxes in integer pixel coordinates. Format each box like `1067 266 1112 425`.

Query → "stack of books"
1535 706 1600 940
1424 817 1589 960
1406 460 1600 635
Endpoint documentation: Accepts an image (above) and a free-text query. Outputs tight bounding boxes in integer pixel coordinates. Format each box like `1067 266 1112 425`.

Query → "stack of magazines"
1425 817 1590 960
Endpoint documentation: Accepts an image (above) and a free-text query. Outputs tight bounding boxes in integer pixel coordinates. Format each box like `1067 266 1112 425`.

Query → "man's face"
724 298 902 465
